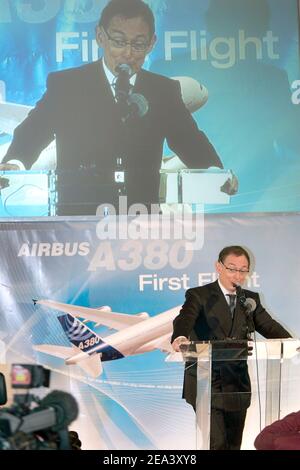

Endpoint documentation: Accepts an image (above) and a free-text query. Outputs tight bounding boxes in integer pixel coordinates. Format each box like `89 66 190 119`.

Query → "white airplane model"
33 299 180 378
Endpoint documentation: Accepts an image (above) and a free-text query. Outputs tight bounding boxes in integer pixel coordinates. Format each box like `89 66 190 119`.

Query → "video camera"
0 364 79 450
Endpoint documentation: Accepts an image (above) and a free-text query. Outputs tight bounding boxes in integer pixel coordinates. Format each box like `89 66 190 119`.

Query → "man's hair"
99 0 155 37
218 245 250 267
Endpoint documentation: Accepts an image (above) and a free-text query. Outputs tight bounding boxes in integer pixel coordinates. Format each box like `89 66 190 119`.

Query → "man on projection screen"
0 0 236 215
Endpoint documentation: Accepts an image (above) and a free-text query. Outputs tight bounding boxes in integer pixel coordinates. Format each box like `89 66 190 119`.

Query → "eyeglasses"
220 261 249 275
103 28 150 52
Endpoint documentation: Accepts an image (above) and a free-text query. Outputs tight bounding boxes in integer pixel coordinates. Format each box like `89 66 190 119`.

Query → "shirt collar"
218 279 236 298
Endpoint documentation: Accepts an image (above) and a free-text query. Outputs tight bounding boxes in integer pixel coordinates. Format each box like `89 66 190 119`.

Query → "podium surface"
160 168 232 204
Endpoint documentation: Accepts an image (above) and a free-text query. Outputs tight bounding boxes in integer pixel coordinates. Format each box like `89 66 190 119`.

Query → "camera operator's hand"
69 430 82 450
34 429 82 450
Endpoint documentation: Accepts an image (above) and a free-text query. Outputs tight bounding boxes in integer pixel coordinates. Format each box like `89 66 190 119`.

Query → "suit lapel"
132 69 153 107
87 60 123 117
86 60 112 100
230 299 246 338
132 69 145 94
92 60 129 141
206 281 233 338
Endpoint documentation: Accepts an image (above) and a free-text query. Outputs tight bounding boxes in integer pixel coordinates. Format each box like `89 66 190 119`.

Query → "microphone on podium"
115 64 132 100
115 64 148 121
234 284 257 314
234 284 256 339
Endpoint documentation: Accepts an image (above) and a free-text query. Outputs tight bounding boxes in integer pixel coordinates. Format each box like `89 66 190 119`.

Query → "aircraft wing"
33 344 78 359
134 333 174 355
37 299 149 330
33 343 103 377
173 76 208 113
154 335 174 353
0 102 32 135
71 352 102 377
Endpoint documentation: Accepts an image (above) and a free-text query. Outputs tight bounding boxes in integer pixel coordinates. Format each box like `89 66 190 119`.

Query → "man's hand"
171 336 190 352
0 176 9 189
220 170 238 195
0 163 21 190
247 341 253 356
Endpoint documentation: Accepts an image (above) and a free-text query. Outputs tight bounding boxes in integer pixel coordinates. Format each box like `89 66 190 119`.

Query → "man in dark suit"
171 245 291 450
0 0 224 215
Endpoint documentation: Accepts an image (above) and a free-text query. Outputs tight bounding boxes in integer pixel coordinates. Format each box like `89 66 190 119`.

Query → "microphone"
115 63 132 76
234 284 257 314
18 390 78 434
115 64 149 121
234 284 247 306
244 297 256 314
127 92 149 118
115 63 132 98
233 284 256 338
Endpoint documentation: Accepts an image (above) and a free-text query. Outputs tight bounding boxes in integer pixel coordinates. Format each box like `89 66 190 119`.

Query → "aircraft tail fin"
58 314 104 353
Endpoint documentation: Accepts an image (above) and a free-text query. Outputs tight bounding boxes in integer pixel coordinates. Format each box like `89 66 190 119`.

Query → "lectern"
0 170 55 217
159 168 232 205
180 339 300 449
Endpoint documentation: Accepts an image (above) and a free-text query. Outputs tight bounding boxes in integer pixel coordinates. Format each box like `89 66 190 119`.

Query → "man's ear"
96 25 104 48
215 261 221 275
147 33 157 54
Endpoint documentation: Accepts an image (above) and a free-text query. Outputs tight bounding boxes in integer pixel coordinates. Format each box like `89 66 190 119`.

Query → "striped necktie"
226 294 236 318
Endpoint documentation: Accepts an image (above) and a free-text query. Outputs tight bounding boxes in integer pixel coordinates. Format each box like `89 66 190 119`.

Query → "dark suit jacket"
4 60 222 213
171 280 291 411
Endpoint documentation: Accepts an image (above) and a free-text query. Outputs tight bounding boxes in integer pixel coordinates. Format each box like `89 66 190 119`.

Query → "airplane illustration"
33 299 180 377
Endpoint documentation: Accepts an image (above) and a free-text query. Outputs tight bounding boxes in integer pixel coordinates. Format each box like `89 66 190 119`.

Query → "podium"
159 168 232 205
179 338 300 449
0 169 121 217
0 170 56 217
0 168 233 217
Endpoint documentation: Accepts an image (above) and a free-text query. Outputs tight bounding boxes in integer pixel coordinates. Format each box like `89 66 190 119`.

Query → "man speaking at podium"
171 245 291 450
0 0 234 215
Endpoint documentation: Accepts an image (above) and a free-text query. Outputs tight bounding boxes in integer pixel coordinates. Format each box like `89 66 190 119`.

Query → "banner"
1 212 300 449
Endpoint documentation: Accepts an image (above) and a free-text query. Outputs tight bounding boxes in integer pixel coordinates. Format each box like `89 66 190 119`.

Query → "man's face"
216 254 249 292
96 15 156 75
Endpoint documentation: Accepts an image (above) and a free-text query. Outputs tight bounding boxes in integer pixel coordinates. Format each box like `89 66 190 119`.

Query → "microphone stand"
244 307 255 341
235 284 255 340
115 65 132 122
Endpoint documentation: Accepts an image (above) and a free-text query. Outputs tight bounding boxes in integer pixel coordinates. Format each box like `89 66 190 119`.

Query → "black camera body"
0 364 78 450
0 372 7 406
0 364 50 406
